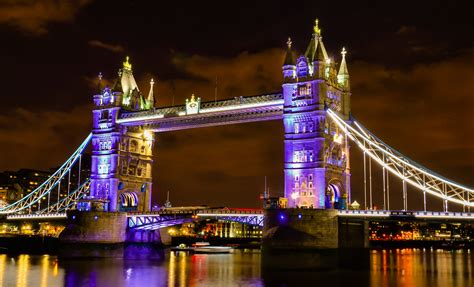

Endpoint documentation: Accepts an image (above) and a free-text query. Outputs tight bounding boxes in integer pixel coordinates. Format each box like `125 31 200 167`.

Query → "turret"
304 19 329 78
337 47 350 91
282 37 296 79
146 78 155 109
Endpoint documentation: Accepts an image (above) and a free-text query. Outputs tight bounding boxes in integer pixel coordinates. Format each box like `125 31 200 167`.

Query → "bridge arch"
325 180 343 209
120 192 138 211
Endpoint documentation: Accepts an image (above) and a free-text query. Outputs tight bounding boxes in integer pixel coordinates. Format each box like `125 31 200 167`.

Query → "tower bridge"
0 19 472 247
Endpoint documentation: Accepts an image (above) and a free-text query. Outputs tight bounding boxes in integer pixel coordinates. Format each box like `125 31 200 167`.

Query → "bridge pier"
60 211 127 244
262 209 339 250
126 229 170 244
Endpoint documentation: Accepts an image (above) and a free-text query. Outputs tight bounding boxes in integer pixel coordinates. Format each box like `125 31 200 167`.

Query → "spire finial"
150 78 155 86
98 72 103 81
341 47 347 58
314 18 321 35
287 37 292 49
123 56 132 70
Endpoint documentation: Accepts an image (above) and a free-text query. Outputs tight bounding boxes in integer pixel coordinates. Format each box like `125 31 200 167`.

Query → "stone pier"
60 211 127 244
262 209 339 250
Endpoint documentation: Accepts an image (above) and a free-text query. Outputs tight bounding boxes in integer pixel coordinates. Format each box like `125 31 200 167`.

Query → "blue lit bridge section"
127 208 264 230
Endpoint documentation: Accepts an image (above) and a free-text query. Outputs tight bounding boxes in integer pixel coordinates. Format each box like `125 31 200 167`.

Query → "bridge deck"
117 93 283 132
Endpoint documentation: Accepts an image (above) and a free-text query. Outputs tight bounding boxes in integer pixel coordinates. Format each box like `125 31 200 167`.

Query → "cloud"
0 0 91 35
88 40 125 53
0 105 91 171
138 49 285 107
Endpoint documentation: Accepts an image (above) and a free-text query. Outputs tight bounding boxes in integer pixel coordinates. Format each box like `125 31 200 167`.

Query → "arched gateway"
88 20 352 212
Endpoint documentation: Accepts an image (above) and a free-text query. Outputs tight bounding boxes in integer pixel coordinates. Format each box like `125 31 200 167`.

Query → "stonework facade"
282 20 352 209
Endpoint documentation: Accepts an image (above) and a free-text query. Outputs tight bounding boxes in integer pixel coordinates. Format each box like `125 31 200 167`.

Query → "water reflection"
0 248 471 286
370 249 473 287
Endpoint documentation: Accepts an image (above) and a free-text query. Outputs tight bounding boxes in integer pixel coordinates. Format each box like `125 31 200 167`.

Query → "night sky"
0 0 472 210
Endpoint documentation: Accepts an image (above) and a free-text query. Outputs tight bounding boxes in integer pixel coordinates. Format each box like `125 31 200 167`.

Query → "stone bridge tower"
90 57 155 212
282 20 352 209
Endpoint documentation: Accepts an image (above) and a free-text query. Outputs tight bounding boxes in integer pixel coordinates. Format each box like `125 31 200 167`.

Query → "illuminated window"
98 164 109 175
294 122 299 133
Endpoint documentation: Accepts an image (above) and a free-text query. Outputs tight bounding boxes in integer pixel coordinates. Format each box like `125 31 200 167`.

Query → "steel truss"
327 109 473 209
0 134 92 214
127 214 192 230
37 181 90 214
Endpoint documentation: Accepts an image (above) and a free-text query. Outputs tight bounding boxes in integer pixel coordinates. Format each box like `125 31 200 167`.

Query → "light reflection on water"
0 248 471 287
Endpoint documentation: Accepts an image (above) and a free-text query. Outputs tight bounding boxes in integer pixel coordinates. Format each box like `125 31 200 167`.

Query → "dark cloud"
0 0 91 35
88 40 124 53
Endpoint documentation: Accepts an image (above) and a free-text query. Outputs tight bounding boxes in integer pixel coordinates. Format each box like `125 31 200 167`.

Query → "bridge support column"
262 208 338 250
59 211 127 243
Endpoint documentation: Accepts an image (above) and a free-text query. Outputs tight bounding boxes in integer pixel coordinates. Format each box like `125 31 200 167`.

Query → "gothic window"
308 122 314 132
309 175 313 181
130 140 138 153
309 182 313 188
295 183 299 189
295 176 299 182
121 160 127 175
128 159 138 175
294 122 299 134
141 146 145 154
101 110 109 121
98 164 109 175
309 151 314 162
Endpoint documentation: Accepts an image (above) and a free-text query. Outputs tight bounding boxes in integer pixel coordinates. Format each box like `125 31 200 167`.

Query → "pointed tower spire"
282 37 296 79
305 18 328 64
118 56 141 108
313 18 321 36
337 47 350 90
147 78 155 109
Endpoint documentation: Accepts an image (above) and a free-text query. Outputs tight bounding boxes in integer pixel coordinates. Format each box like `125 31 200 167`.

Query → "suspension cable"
369 156 373 210
363 151 367 210
383 153 386 210
326 109 474 209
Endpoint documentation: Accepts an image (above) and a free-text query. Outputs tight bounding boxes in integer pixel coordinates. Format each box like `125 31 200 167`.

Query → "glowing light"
143 130 153 141
291 192 299 200
123 56 132 70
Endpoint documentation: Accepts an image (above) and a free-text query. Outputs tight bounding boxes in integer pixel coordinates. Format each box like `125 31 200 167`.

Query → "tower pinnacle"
287 37 292 49
146 78 155 109
123 56 132 71
314 18 321 35
338 47 350 90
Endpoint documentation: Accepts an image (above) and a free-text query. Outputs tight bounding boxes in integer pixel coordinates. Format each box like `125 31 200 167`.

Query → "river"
0 247 472 286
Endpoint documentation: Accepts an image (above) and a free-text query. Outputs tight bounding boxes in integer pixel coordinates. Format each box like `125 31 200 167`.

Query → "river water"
0 248 472 287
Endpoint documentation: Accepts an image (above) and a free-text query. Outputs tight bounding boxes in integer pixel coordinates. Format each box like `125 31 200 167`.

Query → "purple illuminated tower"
282 20 351 209
90 57 155 212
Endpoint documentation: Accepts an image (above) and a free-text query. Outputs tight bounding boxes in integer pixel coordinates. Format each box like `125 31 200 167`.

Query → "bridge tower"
282 20 352 209
90 57 155 212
